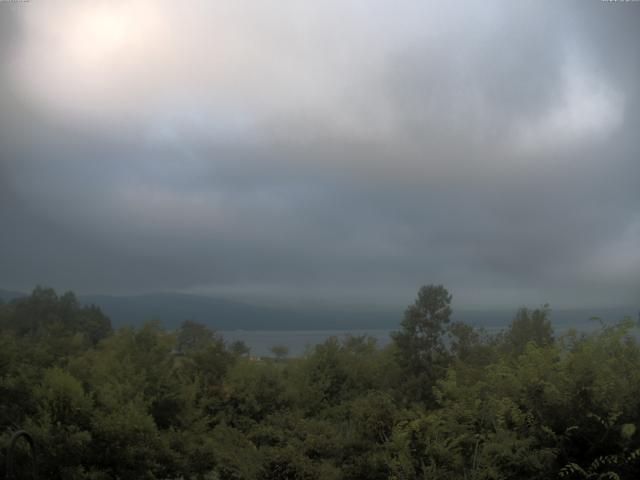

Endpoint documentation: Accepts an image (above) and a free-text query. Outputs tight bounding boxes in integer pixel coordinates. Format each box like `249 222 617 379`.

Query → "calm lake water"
219 329 394 357
219 321 604 357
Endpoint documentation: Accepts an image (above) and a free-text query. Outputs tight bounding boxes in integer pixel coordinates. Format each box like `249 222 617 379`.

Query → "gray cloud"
1 0 639 310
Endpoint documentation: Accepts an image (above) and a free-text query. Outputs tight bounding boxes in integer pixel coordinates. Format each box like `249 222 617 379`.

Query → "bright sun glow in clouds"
13 0 168 118
65 5 131 64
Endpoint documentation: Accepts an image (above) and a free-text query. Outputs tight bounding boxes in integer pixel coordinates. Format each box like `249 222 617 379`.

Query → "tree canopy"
1 286 639 479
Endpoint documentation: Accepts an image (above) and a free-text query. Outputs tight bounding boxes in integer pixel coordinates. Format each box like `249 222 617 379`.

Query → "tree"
270 345 289 361
176 320 214 353
503 305 554 355
230 340 251 358
1 287 112 346
75 304 112 345
391 284 452 404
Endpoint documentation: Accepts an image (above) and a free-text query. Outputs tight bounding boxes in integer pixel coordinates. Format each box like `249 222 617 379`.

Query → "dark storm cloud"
0 1 638 309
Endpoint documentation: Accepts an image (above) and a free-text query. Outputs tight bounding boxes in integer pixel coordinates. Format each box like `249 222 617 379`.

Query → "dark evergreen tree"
392 284 453 404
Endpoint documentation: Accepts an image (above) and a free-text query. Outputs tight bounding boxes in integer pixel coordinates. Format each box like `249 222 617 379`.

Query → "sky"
1 0 639 310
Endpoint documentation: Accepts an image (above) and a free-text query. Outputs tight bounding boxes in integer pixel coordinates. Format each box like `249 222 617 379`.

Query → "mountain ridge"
1 289 637 331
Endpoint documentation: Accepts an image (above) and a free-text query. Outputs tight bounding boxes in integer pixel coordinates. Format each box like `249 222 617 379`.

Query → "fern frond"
597 472 620 480
627 447 640 463
559 462 587 478
588 454 619 473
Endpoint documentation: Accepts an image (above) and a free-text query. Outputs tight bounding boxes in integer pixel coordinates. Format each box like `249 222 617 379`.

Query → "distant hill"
1 288 637 331
2 289 399 330
78 293 399 330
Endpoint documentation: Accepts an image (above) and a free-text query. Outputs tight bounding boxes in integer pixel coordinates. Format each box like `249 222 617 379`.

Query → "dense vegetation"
1 286 639 479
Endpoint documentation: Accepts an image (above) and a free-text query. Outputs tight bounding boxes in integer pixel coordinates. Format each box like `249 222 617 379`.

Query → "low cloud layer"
1 0 639 309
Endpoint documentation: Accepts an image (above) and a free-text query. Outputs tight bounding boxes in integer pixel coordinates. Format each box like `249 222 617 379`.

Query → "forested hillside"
1 286 640 479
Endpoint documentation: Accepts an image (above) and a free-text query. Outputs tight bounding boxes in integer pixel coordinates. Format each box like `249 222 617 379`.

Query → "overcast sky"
1 0 639 310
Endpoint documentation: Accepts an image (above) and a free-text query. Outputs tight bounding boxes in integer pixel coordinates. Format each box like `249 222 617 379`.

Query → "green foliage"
229 340 251 358
224 361 292 426
1 286 640 479
502 304 554 356
0 286 112 347
177 319 215 353
392 284 453 404
270 345 290 361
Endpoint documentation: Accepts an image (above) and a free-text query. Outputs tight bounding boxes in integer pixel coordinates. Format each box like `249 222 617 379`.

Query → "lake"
219 329 394 357
219 320 607 357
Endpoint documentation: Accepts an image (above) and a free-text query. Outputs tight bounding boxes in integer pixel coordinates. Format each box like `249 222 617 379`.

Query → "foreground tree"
392 284 452 404
176 319 214 353
270 345 289 361
3 285 640 479
0 287 112 346
503 304 554 355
